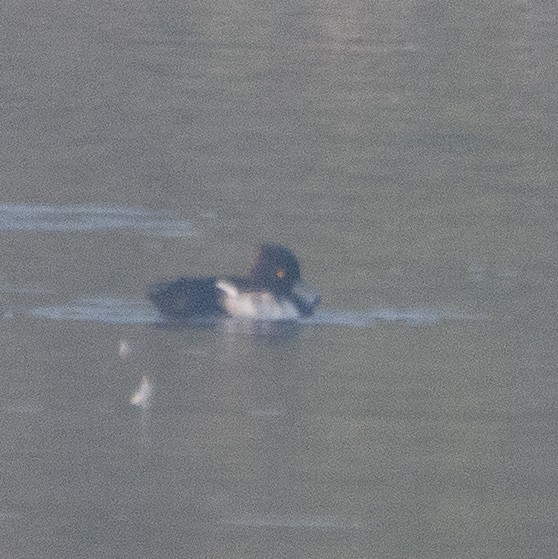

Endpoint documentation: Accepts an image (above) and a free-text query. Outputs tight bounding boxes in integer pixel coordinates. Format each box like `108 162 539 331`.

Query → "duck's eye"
276 268 286 279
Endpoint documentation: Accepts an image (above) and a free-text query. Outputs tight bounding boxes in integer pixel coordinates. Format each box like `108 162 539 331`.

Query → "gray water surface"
2 1 558 558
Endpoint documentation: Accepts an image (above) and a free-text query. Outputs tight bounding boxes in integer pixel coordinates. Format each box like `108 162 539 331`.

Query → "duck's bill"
292 281 320 316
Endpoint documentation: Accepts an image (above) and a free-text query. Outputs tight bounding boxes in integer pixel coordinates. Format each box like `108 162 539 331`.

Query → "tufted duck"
147 244 320 321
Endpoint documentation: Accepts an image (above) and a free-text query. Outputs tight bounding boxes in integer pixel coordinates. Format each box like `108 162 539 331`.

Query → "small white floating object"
118 339 130 358
130 375 152 409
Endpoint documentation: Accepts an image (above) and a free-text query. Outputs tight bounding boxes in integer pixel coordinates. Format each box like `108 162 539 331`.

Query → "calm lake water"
2 1 558 558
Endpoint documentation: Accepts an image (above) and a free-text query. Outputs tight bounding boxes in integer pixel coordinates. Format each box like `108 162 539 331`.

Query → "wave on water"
307 307 484 327
28 297 160 325
0 204 196 238
26 297 484 327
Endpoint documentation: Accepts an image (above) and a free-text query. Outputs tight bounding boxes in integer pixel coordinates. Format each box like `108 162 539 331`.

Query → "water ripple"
26 297 484 327
307 307 485 327
0 204 195 238
28 297 159 325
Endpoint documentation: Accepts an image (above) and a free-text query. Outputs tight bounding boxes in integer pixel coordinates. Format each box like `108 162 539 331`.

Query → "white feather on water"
130 375 153 409
118 339 130 359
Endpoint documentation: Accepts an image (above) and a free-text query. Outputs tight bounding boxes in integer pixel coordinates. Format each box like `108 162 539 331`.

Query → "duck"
147 244 320 321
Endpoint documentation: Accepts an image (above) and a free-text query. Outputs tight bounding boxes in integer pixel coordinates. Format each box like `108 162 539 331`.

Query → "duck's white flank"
216 280 299 320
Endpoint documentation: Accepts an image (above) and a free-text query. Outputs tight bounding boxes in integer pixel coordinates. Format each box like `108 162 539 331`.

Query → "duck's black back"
147 276 221 319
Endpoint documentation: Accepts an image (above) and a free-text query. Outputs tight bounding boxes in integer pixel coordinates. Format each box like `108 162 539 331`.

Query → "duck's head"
249 244 302 294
